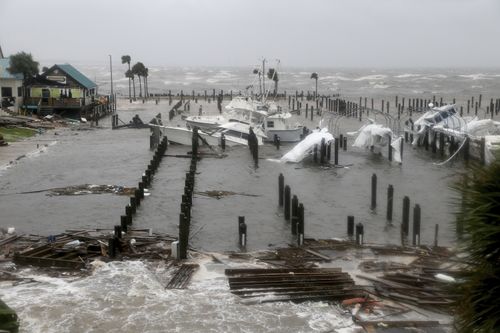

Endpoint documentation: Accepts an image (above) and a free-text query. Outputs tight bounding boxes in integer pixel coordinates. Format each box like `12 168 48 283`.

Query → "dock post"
439 132 445 157
434 224 439 247
347 215 354 237
120 216 128 233
431 132 437 154
278 173 284 206
313 145 318 163
480 137 486 165
291 195 298 235
412 204 421 246
402 196 410 236
339 134 343 148
355 223 364 246
130 197 137 214
371 173 377 209
178 213 188 259
327 142 331 161
386 185 394 221
297 203 304 246
238 216 246 248
320 138 325 164
284 185 291 221
108 238 117 258
343 137 347 151
334 138 339 165
125 205 133 225
388 136 392 161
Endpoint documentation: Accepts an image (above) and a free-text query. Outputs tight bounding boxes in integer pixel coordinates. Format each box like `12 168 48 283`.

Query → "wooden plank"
304 249 331 261
225 268 341 276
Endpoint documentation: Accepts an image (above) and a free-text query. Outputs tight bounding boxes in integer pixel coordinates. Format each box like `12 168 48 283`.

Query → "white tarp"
280 128 334 163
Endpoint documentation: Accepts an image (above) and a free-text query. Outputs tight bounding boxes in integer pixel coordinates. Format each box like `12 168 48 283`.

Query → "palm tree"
126 69 136 101
267 68 279 97
453 162 500 332
144 67 149 98
7 52 39 110
132 62 145 98
121 55 132 102
253 68 262 96
310 72 318 99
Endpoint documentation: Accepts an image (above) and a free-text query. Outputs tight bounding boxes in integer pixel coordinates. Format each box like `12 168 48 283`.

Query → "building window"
267 121 275 128
18 87 22 97
1 87 12 97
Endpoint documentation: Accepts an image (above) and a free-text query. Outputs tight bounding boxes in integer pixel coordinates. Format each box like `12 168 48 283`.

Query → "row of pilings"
108 134 168 257
176 128 199 259
273 172 440 249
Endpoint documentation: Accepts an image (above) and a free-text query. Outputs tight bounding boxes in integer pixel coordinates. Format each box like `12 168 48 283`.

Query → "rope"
433 136 468 166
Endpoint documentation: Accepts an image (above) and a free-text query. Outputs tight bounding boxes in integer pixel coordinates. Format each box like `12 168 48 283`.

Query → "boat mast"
262 58 265 103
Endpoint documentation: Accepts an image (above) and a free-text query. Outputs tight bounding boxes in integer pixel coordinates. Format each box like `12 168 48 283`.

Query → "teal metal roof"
0 58 24 80
56 64 97 89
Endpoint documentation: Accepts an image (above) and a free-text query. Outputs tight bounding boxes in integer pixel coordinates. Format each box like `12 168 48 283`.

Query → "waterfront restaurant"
25 64 97 116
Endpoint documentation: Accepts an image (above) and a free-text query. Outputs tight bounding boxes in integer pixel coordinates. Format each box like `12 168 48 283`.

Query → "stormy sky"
1 0 499 68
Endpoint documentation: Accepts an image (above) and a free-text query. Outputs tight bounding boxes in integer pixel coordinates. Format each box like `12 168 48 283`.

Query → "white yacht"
263 112 303 142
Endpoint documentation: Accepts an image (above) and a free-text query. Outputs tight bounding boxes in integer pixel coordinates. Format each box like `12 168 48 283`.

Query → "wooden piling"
297 203 304 246
347 216 354 237
412 204 421 246
386 185 393 221
355 223 364 246
278 173 284 207
371 173 377 209
284 185 291 221
402 196 410 236
291 195 298 235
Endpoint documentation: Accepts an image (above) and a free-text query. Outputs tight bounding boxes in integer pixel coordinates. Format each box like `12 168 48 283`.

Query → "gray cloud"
1 0 499 67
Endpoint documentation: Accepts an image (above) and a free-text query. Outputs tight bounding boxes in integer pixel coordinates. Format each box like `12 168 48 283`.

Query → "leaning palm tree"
126 69 136 101
121 55 132 102
310 72 318 99
144 67 149 98
132 62 145 98
267 68 279 97
453 162 500 332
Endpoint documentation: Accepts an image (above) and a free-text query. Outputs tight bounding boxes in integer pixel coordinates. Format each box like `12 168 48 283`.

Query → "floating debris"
195 190 260 200
7 184 137 196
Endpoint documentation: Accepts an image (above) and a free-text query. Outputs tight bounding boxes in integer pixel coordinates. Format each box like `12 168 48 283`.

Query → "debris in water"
195 190 260 199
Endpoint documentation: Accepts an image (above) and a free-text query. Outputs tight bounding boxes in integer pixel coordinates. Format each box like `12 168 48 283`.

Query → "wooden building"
0 57 24 112
25 64 99 116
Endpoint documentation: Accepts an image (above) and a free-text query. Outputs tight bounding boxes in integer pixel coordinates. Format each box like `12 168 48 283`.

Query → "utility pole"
109 54 114 99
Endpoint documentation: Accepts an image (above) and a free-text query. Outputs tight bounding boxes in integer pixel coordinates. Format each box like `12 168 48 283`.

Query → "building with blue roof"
0 57 24 112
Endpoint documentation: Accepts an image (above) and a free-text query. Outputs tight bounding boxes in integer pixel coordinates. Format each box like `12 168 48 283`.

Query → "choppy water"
2 65 499 331
80 63 500 101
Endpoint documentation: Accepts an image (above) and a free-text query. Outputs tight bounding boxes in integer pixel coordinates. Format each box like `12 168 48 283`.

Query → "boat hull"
265 128 303 142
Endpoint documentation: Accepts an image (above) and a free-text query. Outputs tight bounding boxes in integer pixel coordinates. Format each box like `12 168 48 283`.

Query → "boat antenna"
262 58 266 103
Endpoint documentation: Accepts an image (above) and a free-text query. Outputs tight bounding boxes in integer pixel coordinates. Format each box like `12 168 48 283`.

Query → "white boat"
156 122 267 147
280 128 334 163
185 115 227 131
411 104 468 145
207 122 267 146
263 112 303 142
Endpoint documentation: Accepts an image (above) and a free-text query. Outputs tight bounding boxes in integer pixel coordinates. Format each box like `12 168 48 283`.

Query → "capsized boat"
347 120 403 163
411 104 468 145
280 128 334 163
155 122 267 147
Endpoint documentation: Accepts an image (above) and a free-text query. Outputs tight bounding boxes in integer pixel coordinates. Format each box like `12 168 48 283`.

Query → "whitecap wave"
353 74 387 81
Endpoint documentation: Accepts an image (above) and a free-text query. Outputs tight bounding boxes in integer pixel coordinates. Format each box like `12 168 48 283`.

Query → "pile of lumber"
226 268 363 303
